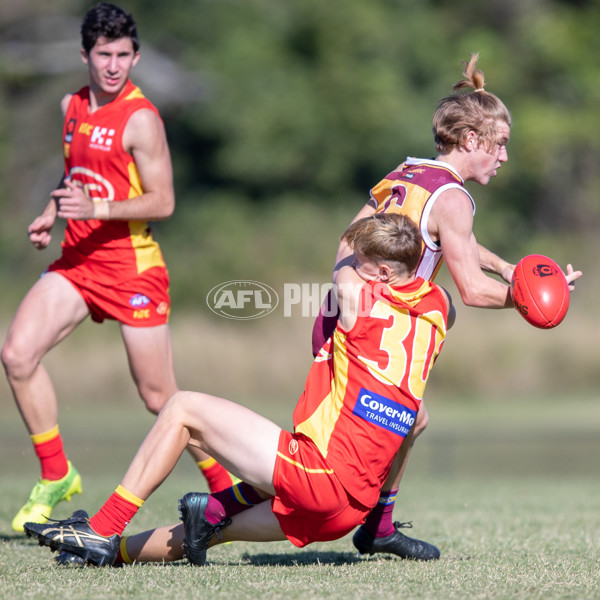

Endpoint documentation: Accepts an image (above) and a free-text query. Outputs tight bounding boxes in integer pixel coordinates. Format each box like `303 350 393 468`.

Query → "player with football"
24 212 455 567
1 2 232 534
312 53 582 561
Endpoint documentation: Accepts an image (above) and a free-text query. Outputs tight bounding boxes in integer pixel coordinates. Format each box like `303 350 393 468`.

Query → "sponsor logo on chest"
77 122 116 152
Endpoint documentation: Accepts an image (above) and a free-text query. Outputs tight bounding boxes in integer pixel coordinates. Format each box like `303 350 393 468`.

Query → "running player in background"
2 2 232 533
312 53 582 561
24 213 455 567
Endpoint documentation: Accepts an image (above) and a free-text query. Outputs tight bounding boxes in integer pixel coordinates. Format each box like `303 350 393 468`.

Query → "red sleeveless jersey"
295 277 448 508
370 157 476 280
60 80 166 284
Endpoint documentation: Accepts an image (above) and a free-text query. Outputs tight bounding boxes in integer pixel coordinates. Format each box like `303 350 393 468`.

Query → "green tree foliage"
126 0 600 237
1 0 598 300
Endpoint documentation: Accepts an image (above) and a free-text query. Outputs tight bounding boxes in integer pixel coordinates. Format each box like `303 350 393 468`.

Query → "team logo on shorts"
129 294 150 308
288 439 299 455
130 294 151 319
353 387 417 438
156 302 169 315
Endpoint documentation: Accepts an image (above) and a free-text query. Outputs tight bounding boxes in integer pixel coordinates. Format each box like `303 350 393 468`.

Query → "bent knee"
153 391 201 425
143 389 198 418
139 388 174 415
1 339 37 380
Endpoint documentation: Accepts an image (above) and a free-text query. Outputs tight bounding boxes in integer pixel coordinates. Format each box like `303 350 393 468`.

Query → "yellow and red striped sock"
198 457 234 493
31 425 68 481
89 485 144 537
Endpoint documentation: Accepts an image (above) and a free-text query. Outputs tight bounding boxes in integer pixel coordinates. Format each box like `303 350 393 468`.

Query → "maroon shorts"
271 430 370 547
48 263 170 327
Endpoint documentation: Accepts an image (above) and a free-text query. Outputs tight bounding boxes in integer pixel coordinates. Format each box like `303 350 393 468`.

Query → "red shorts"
271 431 370 548
47 262 170 327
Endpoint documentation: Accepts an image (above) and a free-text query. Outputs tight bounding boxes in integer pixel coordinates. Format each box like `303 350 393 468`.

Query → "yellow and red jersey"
369 157 476 281
295 277 448 509
60 79 166 284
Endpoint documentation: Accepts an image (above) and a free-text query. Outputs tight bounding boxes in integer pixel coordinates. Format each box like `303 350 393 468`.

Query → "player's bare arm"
28 163 67 249
60 92 73 117
119 107 175 220
431 187 512 308
30 97 70 248
332 202 376 270
332 258 365 331
476 243 515 283
478 239 581 292
27 198 58 249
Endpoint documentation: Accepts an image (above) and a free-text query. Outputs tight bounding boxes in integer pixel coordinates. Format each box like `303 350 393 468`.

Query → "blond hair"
433 53 512 153
342 213 421 277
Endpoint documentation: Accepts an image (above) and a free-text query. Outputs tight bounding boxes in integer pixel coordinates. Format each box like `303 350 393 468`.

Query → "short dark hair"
81 3 139 54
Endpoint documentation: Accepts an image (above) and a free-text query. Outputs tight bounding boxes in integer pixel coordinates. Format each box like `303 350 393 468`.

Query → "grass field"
1 128 597 598
2 476 599 600
1 395 599 600
0 281 599 599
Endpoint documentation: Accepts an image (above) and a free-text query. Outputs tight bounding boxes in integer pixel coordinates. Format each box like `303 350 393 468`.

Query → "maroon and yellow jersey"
369 157 475 280
60 79 166 284
294 277 448 508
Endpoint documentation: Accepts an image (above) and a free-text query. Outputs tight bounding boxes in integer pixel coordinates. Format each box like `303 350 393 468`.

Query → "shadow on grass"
238 550 363 566
122 551 366 569
136 551 365 568
0 532 37 543
1 535 448 569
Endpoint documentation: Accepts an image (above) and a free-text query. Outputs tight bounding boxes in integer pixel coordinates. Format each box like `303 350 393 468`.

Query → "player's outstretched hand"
565 264 582 292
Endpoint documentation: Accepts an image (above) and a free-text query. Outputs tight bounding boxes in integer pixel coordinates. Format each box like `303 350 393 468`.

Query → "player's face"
82 37 139 100
469 120 510 185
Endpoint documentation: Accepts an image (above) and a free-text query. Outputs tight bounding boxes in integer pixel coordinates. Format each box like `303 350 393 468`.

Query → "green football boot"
11 461 82 532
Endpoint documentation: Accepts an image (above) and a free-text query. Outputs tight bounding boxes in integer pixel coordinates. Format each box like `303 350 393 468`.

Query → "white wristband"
93 201 110 220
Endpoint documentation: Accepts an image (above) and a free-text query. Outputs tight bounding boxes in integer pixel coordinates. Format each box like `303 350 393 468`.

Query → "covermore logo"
206 280 279 320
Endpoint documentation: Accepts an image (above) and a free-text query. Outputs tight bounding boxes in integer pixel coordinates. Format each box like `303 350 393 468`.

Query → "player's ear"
132 51 141 67
464 129 478 151
378 264 392 281
80 48 89 65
